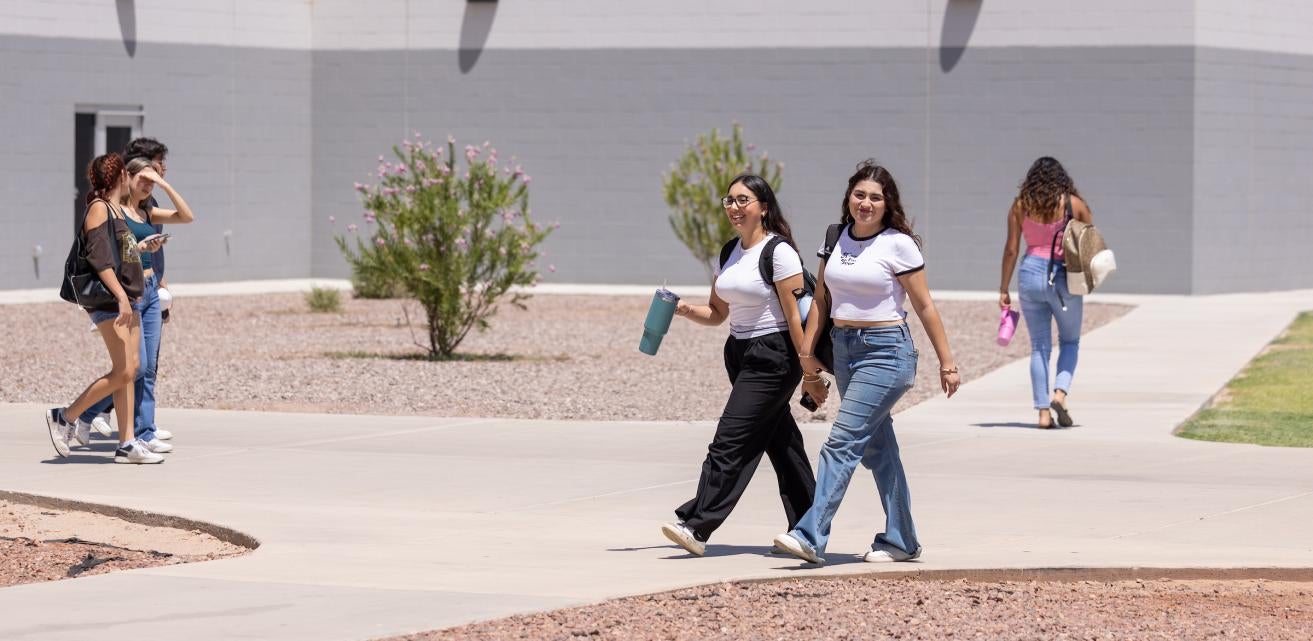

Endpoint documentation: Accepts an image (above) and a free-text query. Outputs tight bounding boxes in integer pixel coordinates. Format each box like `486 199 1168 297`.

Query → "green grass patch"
304 286 343 313
1176 311 1313 447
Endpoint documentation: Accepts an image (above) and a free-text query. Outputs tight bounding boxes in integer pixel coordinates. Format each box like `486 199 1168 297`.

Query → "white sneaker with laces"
73 420 92 447
45 408 72 458
660 522 706 556
139 439 173 454
114 441 164 464
154 428 173 441
90 413 114 437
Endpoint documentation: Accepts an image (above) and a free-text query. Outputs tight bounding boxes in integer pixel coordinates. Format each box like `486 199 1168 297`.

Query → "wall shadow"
117 0 137 57
458 1 499 74
939 0 982 73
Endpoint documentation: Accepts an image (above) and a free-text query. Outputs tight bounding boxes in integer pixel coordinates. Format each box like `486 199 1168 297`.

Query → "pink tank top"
1022 217 1066 259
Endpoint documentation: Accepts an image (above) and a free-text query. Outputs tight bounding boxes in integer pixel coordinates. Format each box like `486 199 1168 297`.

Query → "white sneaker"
90 413 114 437
660 522 706 556
862 545 922 563
114 441 164 464
138 438 173 454
73 419 92 447
154 428 173 441
45 408 72 458
773 532 824 565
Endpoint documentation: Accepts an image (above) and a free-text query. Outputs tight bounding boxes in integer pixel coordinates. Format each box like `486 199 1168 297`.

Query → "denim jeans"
1018 255 1082 409
81 273 162 441
788 324 919 558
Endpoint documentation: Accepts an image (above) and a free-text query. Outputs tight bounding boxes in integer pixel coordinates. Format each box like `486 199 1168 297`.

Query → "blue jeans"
81 273 162 441
1018 255 1082 409
788 324 919 558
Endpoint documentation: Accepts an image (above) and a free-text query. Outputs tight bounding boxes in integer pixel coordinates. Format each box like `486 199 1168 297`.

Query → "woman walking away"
997 157 1092 428
45 153 164 464
71 155 196 452
662 174 819 556
775 160 960 565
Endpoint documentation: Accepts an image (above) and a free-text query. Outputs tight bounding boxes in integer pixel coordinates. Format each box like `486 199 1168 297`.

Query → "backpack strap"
1046 195 1075 310
758 236 785 287
1046 196 1073 285
818 223 844 262
717 238 738 272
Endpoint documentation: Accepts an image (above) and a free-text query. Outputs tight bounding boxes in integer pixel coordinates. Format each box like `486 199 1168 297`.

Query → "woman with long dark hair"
45 153 164 463
70 155 196 452
775 160 960 565
998 157 1092 428
661 174 818 556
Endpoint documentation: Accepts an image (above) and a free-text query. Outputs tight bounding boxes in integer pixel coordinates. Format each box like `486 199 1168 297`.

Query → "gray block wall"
1193 48 1313 294
0 35 311 290
4 33 1311 295
312 46 1196 293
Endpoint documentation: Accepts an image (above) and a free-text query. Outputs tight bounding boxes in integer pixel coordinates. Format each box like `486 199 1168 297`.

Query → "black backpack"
718 226 844 373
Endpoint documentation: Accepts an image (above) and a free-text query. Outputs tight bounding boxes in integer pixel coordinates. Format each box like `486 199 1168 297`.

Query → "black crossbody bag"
60 199 124 309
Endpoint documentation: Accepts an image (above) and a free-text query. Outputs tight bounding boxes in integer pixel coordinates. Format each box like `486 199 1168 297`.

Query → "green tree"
336 135 554 359
663 124 783 281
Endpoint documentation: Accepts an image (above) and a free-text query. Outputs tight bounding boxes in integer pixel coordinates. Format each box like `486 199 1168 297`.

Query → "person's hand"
940 366 961 398
137 167 165 185
115 297 133 328
138 235 167 253
998 291 1011 309
802 375 829 406
675 301 692 317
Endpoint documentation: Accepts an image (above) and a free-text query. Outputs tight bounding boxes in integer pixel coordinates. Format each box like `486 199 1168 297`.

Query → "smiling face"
847 179 886 228
723 181 765 233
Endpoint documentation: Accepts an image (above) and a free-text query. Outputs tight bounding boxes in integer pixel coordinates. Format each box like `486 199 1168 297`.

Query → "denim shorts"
87 308 119 326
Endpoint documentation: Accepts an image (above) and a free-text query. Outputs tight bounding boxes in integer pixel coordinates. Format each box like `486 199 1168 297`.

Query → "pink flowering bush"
336 135 552 359
663 123 782 282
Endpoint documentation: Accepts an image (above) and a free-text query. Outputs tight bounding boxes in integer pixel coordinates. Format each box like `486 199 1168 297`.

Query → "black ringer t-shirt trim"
846 225 883 242
895 264 926 277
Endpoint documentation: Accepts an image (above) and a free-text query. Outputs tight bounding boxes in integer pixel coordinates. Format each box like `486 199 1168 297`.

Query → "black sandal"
1049 400 1073 427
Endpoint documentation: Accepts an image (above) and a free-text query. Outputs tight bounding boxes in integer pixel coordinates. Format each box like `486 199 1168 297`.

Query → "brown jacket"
82 203 145 311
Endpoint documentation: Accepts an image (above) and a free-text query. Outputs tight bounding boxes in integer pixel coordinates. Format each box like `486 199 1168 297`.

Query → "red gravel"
391 576 1313 641
0 537 233 588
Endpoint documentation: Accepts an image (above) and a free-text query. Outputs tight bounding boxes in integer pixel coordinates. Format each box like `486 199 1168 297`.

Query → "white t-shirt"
714 235 804 338
819 225 924 322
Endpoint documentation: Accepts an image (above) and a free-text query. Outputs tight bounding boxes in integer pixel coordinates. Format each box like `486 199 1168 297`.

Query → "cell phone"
141 233 171 244
799 379 831 412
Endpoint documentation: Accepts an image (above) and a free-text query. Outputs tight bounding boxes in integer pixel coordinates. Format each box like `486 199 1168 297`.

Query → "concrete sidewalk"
1 290 1310 641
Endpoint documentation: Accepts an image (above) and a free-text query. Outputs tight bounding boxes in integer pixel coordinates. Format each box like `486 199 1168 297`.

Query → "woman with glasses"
774 160 960 565
661 174 820 557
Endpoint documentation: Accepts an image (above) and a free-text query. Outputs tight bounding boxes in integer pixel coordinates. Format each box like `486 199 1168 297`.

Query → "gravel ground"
392 576 1313 641
2 293 1130 423
0 499 247 588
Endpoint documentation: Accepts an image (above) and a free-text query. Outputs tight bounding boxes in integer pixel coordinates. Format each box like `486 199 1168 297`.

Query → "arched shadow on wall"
939 0 982 73
117 0 137 57
458 1 499 74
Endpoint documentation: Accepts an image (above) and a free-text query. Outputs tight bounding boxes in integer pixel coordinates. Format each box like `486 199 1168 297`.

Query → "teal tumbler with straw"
639 287 680 355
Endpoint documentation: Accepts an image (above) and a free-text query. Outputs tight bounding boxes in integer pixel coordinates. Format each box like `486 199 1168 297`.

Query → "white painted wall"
0 0 310 49
1195 0 1313 55
6 1 1312 55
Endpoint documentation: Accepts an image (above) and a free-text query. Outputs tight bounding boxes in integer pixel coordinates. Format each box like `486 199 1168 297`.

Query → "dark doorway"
74 113 95 228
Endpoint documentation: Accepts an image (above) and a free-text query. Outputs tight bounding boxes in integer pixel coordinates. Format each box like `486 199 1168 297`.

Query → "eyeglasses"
721 195 757 208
